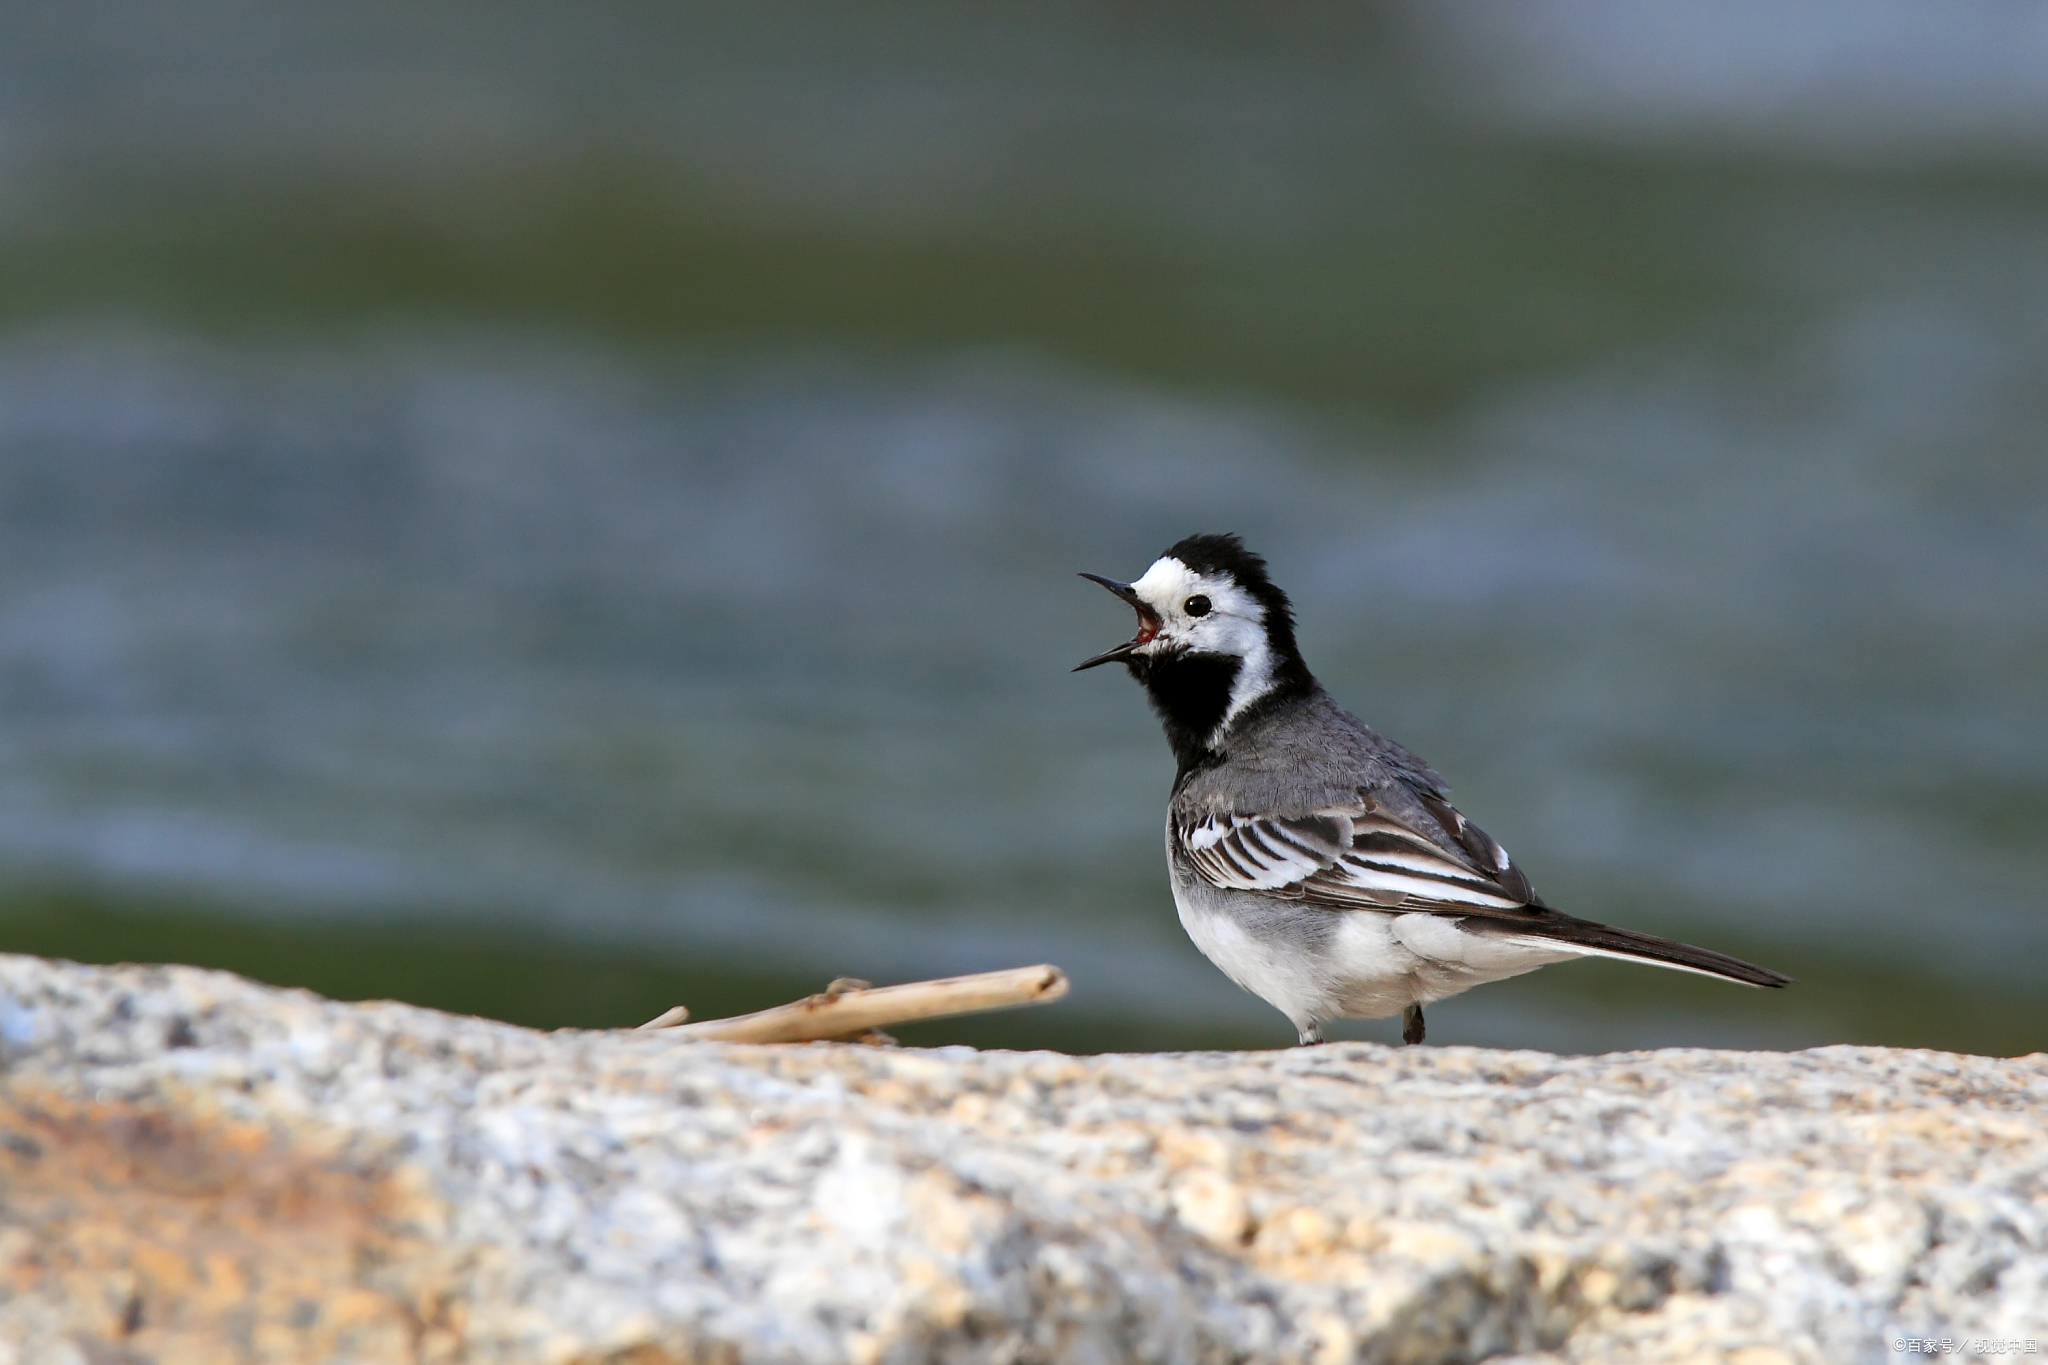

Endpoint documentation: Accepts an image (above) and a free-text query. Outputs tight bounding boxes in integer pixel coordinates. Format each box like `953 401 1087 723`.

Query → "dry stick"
635 964 1069 1042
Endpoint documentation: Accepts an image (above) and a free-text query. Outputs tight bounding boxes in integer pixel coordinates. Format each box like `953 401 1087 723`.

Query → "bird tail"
1465 913 1794 988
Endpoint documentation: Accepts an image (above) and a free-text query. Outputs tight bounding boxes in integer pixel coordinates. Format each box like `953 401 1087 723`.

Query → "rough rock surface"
0 955 2041 1365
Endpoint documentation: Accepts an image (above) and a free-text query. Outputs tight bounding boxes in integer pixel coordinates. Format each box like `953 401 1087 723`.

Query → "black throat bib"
1129 651 1241 777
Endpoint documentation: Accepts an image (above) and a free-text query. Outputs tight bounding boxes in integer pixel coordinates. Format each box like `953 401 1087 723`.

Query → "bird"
1074 533 1791 1046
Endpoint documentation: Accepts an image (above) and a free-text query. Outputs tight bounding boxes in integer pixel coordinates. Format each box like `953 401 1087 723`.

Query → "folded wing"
1175 794 1793 989
1178 797 1531 913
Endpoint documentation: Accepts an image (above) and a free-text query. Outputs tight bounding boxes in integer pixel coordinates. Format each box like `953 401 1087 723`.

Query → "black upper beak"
1073 573 1162 671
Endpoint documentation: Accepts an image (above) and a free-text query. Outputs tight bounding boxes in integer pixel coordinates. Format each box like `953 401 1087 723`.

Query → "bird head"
1075 534 1313 758
1074 533 1300 673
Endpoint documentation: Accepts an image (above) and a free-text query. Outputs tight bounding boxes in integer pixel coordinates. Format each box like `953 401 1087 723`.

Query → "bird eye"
1184 595 1211 617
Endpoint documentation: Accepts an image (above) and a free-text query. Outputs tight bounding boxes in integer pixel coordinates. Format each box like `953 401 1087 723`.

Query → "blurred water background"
0 0 2042 1053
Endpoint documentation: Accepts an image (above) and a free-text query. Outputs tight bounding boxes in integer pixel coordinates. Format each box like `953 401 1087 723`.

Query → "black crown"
1162 533 1303 667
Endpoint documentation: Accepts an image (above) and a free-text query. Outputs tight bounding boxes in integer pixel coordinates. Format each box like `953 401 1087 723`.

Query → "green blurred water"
0 0 2042 1054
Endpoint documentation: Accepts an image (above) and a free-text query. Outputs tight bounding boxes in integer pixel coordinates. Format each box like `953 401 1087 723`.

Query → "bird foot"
1401 1004 1426 1046
1296 1023 1324 1046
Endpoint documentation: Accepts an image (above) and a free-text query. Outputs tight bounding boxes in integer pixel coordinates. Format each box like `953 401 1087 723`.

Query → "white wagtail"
1076 533 1791 1046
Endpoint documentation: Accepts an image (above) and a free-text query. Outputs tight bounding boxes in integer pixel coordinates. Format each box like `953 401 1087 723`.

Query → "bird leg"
1401 1004 1425 1045
1296 1022 1324 1046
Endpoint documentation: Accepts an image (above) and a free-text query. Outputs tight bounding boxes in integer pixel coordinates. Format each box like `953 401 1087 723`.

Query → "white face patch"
1126 555 1279 740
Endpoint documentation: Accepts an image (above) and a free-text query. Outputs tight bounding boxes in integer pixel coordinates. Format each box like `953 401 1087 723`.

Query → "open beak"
1073 573 1162 671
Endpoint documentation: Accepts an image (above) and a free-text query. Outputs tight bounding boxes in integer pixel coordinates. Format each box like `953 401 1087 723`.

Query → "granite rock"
0 954 2040 1365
